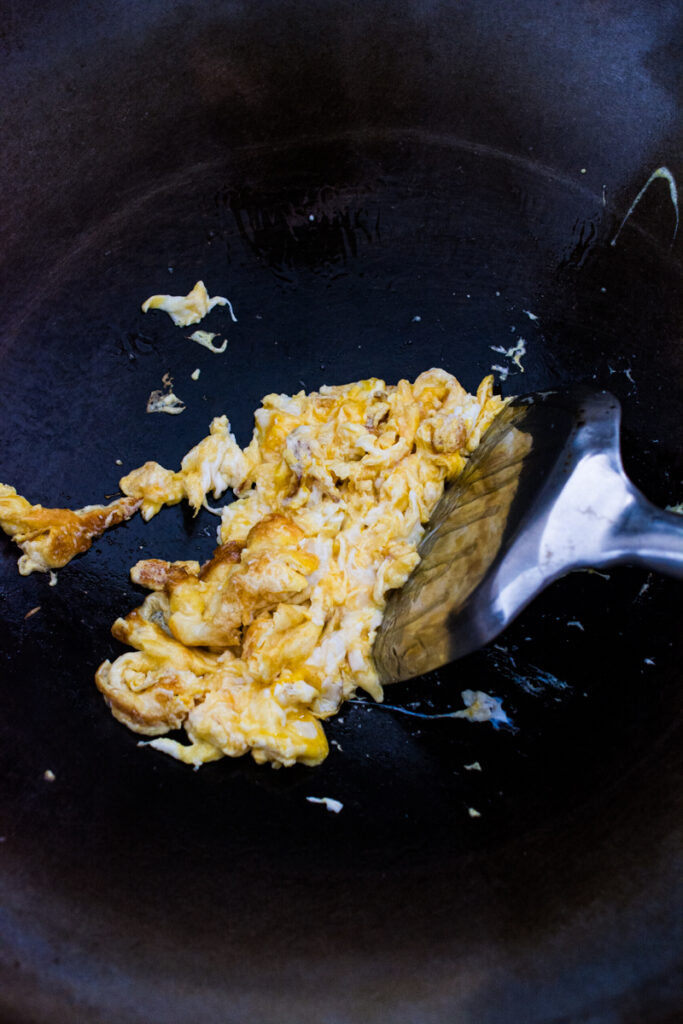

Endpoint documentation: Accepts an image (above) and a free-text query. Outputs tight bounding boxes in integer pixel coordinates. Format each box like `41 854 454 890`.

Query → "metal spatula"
373 388 683 684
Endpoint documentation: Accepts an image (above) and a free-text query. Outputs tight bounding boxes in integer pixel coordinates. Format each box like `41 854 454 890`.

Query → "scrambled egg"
119 414 247 521
0 485 140 575
95 369 504 768
0 368 504 767
142 281 237 328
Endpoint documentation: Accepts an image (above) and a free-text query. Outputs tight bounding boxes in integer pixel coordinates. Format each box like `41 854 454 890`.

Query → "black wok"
1 2 682 1021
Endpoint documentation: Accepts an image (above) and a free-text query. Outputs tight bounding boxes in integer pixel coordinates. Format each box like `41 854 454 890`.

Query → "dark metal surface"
375 389 683 681
1 2 682 1022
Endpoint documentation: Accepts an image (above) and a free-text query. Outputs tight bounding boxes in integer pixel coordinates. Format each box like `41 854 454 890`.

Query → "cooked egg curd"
96 369 504 768
0 486 141 575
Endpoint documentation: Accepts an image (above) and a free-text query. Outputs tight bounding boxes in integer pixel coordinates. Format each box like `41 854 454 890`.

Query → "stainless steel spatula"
373 388 683 684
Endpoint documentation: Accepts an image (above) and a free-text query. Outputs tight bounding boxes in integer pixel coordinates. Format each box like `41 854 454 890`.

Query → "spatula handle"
603 491 683 579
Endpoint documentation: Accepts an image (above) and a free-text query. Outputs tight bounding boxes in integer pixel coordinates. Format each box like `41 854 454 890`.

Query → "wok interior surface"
1 2 682 1021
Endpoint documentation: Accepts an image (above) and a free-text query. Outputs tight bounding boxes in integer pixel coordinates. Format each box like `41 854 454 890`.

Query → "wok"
1 2 682 1021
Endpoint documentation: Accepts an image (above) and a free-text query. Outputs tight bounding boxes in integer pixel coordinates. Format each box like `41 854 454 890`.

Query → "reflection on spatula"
373 389 683 684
